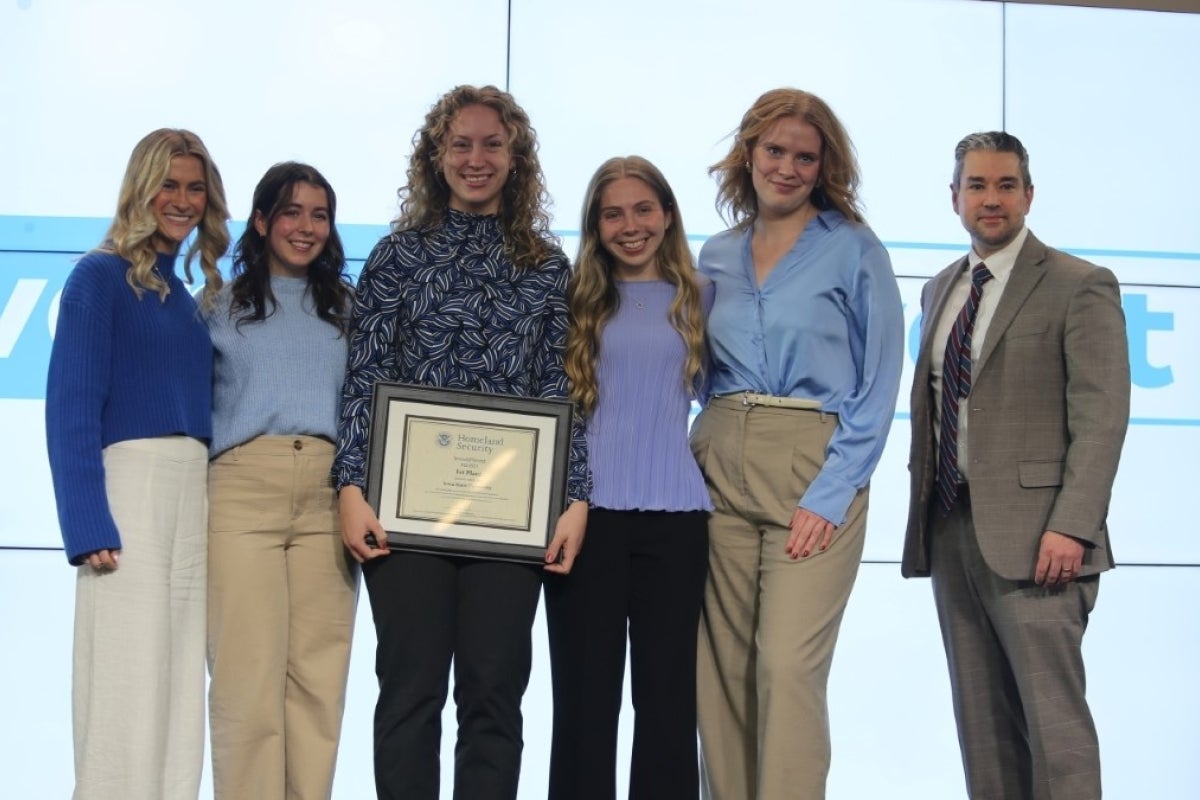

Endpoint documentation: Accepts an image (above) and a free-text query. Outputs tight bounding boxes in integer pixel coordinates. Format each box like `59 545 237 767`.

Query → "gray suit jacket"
902 232 1131 581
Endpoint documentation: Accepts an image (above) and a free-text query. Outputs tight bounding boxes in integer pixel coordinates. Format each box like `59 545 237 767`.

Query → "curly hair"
566 156 706 418
102 128 230 306
394 84 557 268
710 88 865 229
228 162 352 335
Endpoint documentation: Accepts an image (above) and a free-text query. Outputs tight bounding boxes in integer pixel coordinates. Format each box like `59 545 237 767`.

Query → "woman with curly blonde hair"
393 84 558 270
691 89 904 799
334 85 589 800
46 128 230 800
546 155 713 800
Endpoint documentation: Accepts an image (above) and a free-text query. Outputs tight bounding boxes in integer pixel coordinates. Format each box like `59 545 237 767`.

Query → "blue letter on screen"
1123 293 1173 389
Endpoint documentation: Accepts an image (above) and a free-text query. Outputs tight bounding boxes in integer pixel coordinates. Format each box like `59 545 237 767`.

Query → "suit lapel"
911 257 966 433
917 256 968 366
975 233 1049 374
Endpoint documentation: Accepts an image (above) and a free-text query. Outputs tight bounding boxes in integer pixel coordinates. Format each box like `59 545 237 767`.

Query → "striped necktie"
935 262 994 514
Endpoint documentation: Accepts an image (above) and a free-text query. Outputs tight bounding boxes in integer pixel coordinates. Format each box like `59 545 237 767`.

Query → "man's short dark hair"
952 131 1032 188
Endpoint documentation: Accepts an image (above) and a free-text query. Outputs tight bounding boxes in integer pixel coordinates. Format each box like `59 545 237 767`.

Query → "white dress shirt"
930 226 1029 480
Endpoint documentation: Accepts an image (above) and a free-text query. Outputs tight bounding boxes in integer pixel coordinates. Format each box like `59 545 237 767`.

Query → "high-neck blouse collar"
444 207 504 236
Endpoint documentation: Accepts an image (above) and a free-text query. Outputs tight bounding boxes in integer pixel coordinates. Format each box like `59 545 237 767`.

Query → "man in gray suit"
902 131 1130 800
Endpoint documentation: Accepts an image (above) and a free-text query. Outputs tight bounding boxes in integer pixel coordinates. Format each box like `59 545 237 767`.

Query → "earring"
745 161 751 172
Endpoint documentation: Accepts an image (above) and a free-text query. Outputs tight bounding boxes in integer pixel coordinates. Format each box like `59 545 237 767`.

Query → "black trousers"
544 509 709 800
363 550 542 800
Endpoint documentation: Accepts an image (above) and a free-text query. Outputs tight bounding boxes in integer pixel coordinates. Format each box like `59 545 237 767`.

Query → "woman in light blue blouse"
547 156 713 800
204 162 357 800
333 84 589 800
690 88 904 800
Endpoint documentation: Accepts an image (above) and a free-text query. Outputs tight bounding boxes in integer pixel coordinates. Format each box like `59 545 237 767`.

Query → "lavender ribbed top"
586 279 714 512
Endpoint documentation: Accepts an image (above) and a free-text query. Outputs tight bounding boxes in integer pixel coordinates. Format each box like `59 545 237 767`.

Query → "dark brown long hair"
228 161 351 334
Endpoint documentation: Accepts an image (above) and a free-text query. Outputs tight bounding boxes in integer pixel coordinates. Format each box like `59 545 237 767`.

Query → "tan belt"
719 391 824 411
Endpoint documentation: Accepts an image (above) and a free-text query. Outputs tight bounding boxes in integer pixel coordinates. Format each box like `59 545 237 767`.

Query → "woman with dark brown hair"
204 161 357 800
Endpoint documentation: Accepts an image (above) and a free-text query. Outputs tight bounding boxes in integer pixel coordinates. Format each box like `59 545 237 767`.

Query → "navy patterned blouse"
333 208 591 503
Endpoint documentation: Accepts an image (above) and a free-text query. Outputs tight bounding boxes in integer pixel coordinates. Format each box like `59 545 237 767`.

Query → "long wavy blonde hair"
711 88 865 229
102 128 230 305
394 85 556 268
566 156 706 418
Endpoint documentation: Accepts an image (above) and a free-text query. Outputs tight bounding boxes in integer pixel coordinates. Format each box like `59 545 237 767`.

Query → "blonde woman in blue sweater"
204 162 358 800
46 128 230 800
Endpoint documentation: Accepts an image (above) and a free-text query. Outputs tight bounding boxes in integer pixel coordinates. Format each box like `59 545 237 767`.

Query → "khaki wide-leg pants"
691 398 868 800
207 436 359 800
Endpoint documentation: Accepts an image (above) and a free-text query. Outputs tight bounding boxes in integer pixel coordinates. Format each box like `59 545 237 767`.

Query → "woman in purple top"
46 128 230 800
546 156 713 800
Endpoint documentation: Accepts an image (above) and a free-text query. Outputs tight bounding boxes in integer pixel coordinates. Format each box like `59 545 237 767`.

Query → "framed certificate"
365 383 573 563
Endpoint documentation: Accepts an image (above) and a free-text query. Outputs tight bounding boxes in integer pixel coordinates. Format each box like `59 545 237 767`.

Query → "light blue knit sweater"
205 275 348 458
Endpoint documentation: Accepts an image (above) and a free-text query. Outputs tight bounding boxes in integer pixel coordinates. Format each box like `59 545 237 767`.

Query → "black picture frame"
365 383 572 563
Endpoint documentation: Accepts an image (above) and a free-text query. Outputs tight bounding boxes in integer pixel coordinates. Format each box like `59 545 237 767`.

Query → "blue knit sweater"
45 250 213 564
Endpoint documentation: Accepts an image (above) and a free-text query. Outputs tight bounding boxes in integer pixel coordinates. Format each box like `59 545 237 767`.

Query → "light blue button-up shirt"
699 209 904 524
